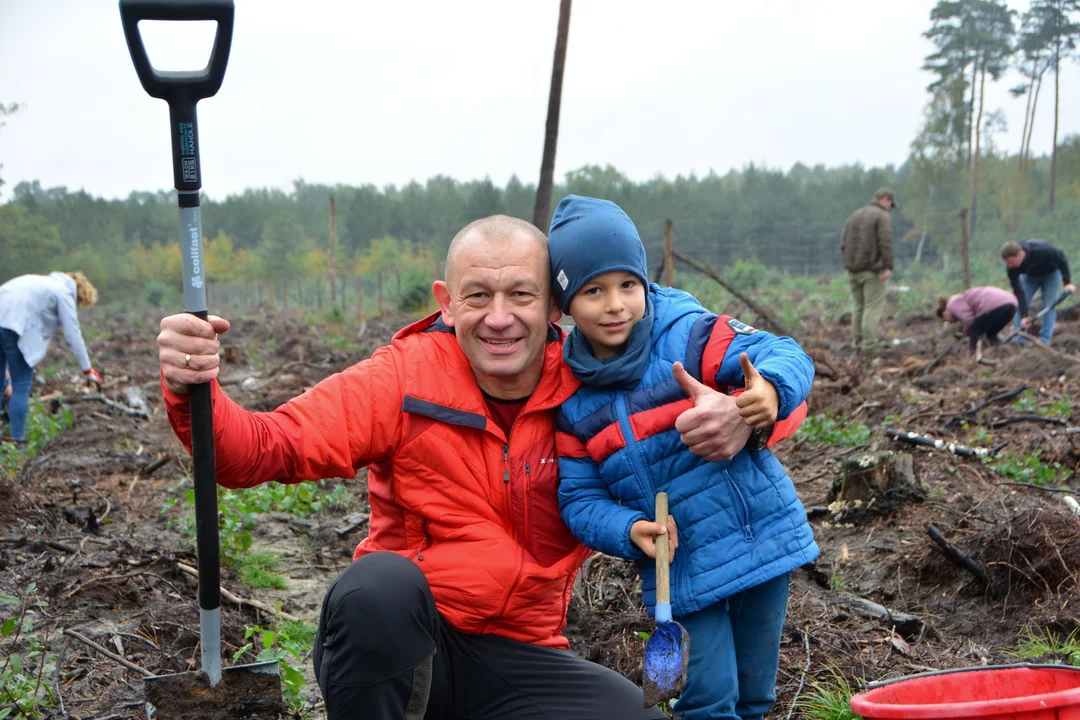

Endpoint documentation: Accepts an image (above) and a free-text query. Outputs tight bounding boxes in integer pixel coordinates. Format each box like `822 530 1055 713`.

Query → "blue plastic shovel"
642 492 690 708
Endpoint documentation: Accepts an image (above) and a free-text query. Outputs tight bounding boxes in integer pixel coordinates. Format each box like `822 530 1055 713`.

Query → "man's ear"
433 281 455 327
548 302 562 325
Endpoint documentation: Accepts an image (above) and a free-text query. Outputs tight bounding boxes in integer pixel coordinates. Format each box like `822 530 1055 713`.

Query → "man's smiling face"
433 228 560 399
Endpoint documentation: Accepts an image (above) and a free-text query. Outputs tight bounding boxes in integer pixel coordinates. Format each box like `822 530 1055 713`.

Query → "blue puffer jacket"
556 286 819 618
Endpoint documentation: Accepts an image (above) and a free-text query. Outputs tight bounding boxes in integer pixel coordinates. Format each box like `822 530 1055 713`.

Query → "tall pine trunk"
967 54 978 169
1025 64 1046 164
1019 54 1037 169
328 195 337 307
968 62 986 244
532 0 572 230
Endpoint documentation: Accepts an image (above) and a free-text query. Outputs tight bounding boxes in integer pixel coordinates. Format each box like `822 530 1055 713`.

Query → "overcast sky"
1 0 1077 201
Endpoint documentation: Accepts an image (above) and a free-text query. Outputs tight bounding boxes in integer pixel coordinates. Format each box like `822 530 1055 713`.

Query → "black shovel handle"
120 0 233 101
120 0 235 616
119 0 234 194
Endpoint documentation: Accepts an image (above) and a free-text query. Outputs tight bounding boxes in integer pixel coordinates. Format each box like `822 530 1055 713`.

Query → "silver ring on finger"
184 354 191 369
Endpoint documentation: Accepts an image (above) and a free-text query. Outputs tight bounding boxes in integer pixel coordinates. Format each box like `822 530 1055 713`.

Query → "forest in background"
2 0 1080 315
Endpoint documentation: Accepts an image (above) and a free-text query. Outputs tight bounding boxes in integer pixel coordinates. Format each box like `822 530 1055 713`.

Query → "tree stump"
826 452 925 522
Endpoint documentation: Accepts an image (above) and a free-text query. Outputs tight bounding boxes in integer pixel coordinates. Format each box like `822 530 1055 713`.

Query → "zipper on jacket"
414 519 431 561
524 461 532 549
615 393 657 502
503 445 510 483
724 472 755 542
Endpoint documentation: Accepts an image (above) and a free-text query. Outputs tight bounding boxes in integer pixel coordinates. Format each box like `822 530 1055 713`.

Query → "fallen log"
922 346 952 376
988 414 1067 428
139 456 171 478
927 523 996 597
945 384 1027 427
334 511 371 536
64 629 153 677
886 429 1004 458
175 562 300 621
63 393 149 419
834 592 923 639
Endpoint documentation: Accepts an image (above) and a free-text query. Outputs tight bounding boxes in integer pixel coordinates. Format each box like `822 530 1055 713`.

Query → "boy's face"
567 270 647 359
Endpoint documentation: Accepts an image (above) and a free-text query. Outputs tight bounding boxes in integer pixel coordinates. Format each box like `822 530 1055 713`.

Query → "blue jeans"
673 573 790 720
1016 270 1062 345
0 328 33 440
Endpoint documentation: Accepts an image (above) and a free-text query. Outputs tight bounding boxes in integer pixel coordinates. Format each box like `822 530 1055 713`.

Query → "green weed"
236 552 288 590
796 412 871 447
1007 626 1080 666
170 480 353 587
1 584 59 718
985 450 1063 487
1013 389 1038 413
793 666 860 720
0 400 73 482
234 621 315 711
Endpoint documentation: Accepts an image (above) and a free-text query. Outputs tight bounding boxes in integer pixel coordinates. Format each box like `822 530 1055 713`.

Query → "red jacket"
165 313 592 648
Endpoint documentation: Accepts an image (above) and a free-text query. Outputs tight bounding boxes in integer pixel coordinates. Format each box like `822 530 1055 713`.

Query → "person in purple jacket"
936 286 1019 355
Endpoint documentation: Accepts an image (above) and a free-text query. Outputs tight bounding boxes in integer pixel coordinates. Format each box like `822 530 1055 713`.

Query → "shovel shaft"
1002 289 1073 343
655 493 670 606
120 0 235 685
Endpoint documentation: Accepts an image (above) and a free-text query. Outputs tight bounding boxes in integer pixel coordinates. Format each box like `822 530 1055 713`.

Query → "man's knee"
324 552 434 630
316 553 438 686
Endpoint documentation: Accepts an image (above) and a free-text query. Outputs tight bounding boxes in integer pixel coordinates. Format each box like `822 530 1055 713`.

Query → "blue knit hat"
547 195 649 311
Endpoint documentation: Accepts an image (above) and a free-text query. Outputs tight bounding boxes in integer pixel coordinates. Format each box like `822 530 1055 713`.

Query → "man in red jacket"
157 215 785 719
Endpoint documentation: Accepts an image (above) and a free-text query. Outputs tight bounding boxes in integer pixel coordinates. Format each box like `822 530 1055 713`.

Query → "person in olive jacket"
841 188 895 352
1001 239 1076 345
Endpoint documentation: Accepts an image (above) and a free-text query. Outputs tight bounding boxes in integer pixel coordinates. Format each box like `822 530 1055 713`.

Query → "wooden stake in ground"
328 194 337 308
959 208 971 290
532 0 572 229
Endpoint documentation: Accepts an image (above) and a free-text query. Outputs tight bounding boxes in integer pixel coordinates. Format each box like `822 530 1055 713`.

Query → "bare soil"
3 302 1079 719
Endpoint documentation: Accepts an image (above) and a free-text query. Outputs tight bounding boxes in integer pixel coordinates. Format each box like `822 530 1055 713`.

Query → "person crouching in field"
937 286 1018 356
548 195 819 720
0 271 103 443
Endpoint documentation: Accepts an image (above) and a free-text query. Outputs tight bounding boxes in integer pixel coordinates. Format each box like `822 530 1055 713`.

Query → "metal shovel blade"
145 660 283 720
642 620 691 708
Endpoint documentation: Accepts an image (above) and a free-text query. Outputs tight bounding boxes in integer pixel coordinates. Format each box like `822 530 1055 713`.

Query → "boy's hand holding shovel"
735 353 779 429
630 515 679 563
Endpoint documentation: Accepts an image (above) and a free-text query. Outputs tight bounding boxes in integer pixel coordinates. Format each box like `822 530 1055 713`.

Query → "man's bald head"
444 215 549 289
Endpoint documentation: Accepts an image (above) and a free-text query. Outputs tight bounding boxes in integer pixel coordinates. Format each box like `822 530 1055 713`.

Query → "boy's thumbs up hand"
735 353 779 429
672 361 752 461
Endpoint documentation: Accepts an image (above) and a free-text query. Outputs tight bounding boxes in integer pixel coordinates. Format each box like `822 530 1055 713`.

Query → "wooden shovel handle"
655 492 670 605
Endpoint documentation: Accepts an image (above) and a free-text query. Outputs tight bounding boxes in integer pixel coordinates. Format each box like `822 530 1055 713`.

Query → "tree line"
1 0 1079 310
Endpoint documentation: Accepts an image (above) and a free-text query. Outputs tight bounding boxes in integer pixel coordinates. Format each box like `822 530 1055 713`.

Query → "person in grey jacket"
0 272 103 442
841 188 896 352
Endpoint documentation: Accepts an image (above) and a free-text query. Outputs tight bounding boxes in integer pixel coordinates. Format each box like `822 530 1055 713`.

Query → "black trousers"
314 552 667 720
968 304 1016 353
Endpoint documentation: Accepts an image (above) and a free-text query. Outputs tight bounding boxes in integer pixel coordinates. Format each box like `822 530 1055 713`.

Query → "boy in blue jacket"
550 195 819 720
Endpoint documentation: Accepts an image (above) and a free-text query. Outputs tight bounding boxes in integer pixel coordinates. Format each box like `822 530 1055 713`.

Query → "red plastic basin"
850 665 1080 719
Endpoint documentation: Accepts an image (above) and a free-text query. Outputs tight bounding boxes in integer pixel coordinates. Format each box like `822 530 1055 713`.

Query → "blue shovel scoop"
642 492 690 708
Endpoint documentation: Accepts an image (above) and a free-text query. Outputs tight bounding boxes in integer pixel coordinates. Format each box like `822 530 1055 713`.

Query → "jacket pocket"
724 471 755 543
